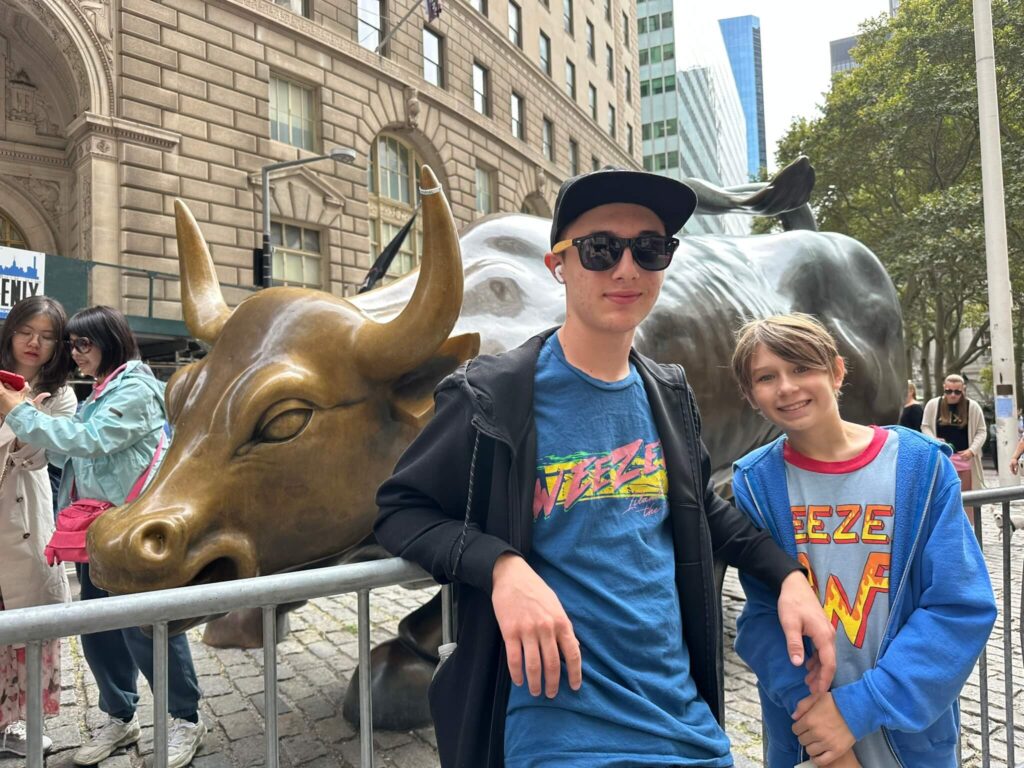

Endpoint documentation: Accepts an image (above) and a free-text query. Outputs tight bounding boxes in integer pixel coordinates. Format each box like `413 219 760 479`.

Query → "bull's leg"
202 606 293 649
342 591 442 730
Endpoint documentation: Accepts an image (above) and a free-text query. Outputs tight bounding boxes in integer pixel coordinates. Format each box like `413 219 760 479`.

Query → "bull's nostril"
138 521 176 561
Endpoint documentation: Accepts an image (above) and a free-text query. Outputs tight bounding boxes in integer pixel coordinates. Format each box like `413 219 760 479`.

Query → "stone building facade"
0 0 640 331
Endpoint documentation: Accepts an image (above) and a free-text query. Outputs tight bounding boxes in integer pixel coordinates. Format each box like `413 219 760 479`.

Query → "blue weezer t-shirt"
504 333 732 768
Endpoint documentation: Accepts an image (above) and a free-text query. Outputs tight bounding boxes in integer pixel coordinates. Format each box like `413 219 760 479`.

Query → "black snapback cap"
549 166 699 247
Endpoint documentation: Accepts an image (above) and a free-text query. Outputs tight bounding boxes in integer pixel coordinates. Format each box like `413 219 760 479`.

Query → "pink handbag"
44 429 167 566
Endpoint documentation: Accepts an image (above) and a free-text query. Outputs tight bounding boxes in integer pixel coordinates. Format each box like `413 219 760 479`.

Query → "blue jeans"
77 564 202 720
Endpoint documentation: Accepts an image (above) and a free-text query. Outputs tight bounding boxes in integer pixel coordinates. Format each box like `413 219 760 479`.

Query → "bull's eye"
255 400 314 445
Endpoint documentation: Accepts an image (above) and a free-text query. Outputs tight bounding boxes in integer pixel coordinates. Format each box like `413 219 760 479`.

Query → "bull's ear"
389 332 481 429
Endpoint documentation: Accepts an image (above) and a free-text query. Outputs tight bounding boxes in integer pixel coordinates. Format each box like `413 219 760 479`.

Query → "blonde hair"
906 380 917 400
731 313 843 400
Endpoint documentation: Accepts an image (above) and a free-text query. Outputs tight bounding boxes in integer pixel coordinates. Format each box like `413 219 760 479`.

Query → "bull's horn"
174 199 231 344
353 165 462 381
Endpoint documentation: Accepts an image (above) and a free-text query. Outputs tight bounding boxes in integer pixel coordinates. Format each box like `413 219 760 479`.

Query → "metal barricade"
0 557 447 768
962 484 1024 768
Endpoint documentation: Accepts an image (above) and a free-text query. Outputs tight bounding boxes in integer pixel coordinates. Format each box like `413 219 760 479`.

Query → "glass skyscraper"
718 15 766 181
639 1 748 235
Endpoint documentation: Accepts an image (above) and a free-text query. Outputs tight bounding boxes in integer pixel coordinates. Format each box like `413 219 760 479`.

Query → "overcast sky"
686 0 892 171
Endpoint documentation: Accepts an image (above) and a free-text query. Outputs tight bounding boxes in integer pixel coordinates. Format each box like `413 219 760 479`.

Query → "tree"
774 0 1024 400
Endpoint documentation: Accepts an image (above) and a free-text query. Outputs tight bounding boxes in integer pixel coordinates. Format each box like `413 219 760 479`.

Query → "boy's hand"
491 553 582 698
778 570 836 693
792 692 856 765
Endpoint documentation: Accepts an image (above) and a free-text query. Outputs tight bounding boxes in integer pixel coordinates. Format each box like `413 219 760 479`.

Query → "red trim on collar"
783 425 888 474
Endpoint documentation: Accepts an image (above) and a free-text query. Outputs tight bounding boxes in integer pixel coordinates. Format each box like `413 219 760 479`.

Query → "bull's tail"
688 156 818 231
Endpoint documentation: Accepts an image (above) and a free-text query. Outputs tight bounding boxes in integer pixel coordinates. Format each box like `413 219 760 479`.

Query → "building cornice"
0 144 70 168
65 113 182 150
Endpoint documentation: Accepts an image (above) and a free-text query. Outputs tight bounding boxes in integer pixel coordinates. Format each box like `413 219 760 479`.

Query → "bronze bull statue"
87 161 904 727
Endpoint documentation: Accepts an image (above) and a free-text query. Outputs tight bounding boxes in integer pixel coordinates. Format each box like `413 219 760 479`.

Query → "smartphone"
0 370 26 391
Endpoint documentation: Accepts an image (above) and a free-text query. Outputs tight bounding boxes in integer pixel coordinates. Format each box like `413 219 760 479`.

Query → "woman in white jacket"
922 373 987 522
0 297 77 756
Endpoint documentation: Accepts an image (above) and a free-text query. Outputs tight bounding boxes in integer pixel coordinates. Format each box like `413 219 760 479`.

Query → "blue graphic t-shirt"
504 334 731 768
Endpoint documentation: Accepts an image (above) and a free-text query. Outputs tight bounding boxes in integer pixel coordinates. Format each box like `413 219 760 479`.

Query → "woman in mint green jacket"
0 306 206 768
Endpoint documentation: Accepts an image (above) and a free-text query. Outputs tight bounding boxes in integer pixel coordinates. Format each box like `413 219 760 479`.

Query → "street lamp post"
260 146 357 288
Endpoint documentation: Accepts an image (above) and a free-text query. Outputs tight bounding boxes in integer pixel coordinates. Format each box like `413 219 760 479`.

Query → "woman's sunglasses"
551 233 680 272
65 337 94 353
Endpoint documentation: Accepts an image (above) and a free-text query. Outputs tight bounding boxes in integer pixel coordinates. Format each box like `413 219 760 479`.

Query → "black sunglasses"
551 233 680 271
65 337 94 353
943 388 964 396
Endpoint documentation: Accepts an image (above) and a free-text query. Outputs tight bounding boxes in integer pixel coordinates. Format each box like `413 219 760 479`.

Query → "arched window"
0 211 28 249
368 135 424 277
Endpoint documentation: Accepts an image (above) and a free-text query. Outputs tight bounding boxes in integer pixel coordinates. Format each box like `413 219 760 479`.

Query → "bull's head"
87 167 479 610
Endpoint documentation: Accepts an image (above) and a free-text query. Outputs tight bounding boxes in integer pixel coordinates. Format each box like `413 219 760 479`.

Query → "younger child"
729 314 995 767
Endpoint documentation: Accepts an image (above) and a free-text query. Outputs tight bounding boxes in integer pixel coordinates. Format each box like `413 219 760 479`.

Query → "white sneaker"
73 713 141 765
167 716 206 768
0 720 53 756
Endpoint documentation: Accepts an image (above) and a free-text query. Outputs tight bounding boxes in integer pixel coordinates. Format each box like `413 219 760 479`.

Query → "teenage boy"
730 314 996 767
374 168 837 767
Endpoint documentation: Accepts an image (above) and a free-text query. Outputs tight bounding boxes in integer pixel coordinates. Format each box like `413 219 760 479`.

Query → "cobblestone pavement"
4 474 1023 767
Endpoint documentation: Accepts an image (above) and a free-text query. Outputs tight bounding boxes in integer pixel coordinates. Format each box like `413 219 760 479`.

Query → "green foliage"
774 0 1024 394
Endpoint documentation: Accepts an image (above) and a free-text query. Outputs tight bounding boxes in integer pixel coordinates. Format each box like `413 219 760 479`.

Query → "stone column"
69 129 119 308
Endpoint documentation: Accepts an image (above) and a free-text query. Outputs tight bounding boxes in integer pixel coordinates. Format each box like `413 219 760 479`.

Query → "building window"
473 62 490 115
475 165 495 215
0 211 28 249
270 221 322 288
568 139 579 176
563 0 573 35
269 75 315 150
511 91 525 139
606 44 614 82
542 117 554 160
585 20 595 60
508 1 522 47
662 11 672 26
565 58 576 100
607 104 616 138
423 28 444 87
591 155 600 171
272 0 309 17
471 0 487 14
664 42 675 61
369 135 423 277
357 0 385 50
622 11 629 48
603 0 610 22
588 83 597 120
638 17 647 33
624 67 631 104
627 123 633 154
539 32 552 75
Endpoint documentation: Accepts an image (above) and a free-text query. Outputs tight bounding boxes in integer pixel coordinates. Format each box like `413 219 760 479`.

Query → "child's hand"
792 692 855 765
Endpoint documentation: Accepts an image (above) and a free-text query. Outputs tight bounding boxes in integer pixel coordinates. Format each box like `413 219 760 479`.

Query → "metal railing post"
1001 501 1016 767
263 605 280 768
153 621 169 768
441 585 454 646
358 589 374 767
25 640 43 768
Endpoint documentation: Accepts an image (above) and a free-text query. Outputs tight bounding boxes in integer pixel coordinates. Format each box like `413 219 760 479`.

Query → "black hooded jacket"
374 330 800 767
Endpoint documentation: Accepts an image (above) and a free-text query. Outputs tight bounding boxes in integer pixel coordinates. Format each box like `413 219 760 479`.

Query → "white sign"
0 246 45 319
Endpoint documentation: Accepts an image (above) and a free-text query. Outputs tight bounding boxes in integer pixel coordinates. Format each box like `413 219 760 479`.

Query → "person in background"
0 306 205 768
921 374 986 523
0 296 77 757
897 380 923 432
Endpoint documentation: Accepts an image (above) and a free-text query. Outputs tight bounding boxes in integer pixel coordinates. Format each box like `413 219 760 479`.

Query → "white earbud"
554 264 565 284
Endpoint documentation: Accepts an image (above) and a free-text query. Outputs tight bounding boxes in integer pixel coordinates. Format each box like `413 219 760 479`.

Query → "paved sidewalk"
3 480 1022 767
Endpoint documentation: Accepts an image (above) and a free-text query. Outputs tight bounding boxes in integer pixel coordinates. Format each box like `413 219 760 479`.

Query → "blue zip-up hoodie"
6 360 166 508
732 426 995 767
